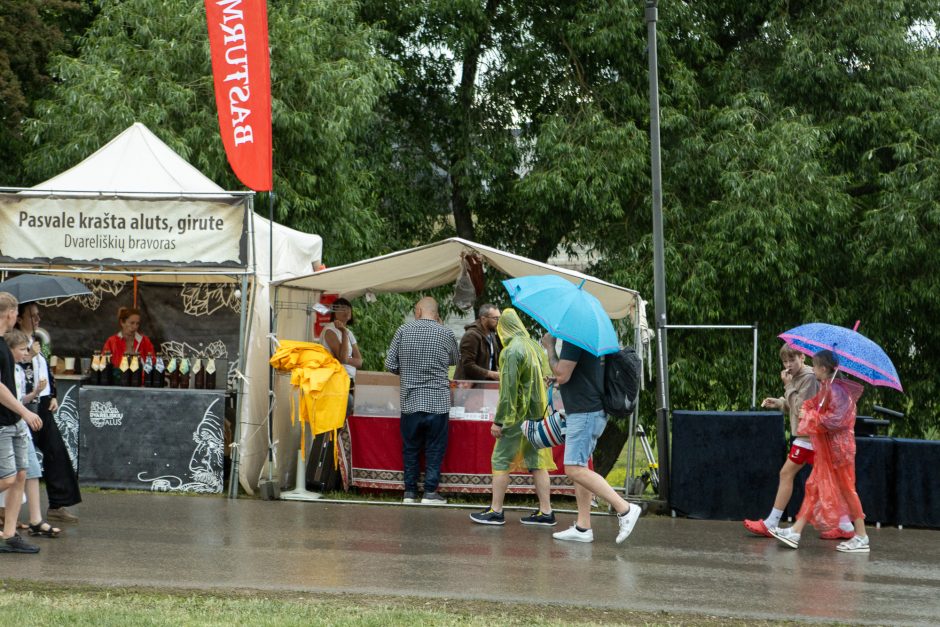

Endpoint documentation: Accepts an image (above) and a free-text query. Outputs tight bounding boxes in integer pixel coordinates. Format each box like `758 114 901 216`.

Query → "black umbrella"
0 274 91 304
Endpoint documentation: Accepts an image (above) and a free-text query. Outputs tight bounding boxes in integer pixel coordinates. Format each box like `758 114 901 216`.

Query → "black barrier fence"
671 411 785 521
671 410 940 528
894 438 940 528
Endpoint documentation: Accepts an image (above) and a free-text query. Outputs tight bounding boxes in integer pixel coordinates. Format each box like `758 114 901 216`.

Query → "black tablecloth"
894 438 940 528
671 411 785 520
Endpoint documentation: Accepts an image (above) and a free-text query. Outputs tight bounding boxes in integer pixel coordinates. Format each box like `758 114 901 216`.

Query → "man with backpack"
540 333 641 544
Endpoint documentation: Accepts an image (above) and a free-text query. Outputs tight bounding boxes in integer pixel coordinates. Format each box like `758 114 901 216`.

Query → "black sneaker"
420 492 447 505
470 508 506 525
402 491 418 504
0 533 40 554
520 510 557 527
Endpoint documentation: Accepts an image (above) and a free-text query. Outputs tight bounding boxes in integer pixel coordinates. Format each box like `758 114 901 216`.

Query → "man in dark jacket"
454 304 501 382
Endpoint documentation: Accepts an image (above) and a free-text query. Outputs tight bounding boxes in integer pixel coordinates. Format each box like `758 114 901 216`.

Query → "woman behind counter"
320 298 362 420
102 307 156 367
320 298 363 381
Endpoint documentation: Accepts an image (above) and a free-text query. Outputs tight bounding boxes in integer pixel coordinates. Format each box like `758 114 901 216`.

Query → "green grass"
0 581 810 626
605 437 658 498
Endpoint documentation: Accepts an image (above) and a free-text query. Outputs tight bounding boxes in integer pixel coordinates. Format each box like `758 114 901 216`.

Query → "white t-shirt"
14 363 27 401
792 437 814 451
321 323 357 380
27 337 52 398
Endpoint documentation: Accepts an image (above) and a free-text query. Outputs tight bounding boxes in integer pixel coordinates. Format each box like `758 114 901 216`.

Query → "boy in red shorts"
744 344 853 539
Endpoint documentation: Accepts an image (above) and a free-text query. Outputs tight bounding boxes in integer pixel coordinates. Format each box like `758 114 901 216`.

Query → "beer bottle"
166 356 179 389
205 358 217 390
193 358 204 389
179 356 191 389
155 355 166 388
128 354 140 387
103 352 113 386
91 351 103 386
143 355 154 387
119 354 130 386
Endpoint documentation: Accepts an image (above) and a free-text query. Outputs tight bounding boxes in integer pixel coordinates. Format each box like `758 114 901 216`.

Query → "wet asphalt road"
5 492 939 625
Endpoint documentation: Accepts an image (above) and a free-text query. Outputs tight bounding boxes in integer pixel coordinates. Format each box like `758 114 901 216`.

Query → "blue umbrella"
503 275 619 356
779 322 902 392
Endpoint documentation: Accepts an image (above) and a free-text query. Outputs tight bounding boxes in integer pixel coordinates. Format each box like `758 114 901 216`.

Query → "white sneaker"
836 535 870 553
770 526 800 549
552 525 594 543
616 504 641 544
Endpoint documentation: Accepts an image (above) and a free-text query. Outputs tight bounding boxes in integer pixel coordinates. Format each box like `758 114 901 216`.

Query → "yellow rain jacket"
491 309 556 473
269 340 350 460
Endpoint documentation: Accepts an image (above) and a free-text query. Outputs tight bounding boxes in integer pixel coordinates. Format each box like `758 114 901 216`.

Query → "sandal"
27 521 61 538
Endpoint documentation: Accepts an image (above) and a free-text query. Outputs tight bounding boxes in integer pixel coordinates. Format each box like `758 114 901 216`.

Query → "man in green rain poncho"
470 309 557 526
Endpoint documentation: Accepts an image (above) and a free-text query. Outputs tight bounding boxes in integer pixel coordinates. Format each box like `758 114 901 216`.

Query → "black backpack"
601 346 642 419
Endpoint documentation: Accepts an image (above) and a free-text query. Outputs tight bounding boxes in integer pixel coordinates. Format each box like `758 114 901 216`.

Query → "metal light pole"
646 0 670 503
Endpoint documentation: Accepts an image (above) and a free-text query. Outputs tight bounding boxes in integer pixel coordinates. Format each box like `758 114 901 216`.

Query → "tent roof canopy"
273 237 640 320
1 122 321 283
23 122 238 199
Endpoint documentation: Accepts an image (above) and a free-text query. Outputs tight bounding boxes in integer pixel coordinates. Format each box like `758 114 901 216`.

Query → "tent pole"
229 192 255 499
647 1 671 503
267 191 275 482
228 272 250 499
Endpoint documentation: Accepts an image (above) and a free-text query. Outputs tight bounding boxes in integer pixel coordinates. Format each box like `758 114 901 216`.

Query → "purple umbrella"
779 322 902 392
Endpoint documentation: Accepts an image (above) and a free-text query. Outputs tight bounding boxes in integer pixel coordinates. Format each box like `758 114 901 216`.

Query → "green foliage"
0 0 92 184
358 1 651 260
348 292 413 371
24 0 395 264
592 1 940 438
13 0 940 440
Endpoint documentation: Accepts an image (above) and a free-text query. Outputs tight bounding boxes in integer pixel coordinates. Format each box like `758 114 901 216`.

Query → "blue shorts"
0 421 30 479
563 410 607 467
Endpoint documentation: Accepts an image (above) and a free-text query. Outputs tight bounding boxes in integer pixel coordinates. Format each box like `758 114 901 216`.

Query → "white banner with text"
0 195 247 266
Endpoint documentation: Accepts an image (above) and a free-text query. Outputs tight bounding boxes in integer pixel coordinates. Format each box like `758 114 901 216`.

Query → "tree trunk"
450 0 500 243
591 419 630 480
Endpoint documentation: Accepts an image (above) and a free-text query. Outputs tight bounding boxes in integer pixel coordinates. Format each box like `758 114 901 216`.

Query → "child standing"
0 291 43 554
744 343 852 538
3 329 61 538
770 349 871 553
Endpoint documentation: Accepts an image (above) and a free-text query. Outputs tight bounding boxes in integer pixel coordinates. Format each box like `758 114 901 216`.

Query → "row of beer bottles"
89 352 217 389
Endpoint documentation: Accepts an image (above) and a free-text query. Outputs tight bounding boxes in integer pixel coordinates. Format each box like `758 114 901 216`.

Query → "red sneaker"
820 528 855 540
743 519 774 538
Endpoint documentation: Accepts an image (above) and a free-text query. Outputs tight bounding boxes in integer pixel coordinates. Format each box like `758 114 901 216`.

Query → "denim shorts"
563 410 608 467
25 436 42 480
0 420 30 479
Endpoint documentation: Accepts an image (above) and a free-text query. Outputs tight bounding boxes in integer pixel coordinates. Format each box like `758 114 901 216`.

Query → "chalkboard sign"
79 387 225 493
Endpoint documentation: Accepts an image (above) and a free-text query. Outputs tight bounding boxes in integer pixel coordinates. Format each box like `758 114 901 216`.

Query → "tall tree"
594 1 940 438
359 1 650 260
362 1 940 463
24 0 394 264
0 0 91 185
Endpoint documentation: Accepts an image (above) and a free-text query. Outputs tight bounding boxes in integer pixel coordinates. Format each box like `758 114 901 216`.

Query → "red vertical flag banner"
204 0 273 191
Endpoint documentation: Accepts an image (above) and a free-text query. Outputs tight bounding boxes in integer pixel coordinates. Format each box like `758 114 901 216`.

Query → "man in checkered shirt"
384 297 459 505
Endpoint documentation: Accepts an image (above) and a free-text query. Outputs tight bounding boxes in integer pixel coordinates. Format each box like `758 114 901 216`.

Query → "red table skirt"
341 414 579 495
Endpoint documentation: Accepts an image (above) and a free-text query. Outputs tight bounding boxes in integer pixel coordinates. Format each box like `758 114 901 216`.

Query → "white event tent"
265 237 648 489
273 237 644 321
0 122 323 496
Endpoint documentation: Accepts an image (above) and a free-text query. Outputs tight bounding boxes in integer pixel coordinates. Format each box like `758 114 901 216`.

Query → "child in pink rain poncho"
770 349 872 553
